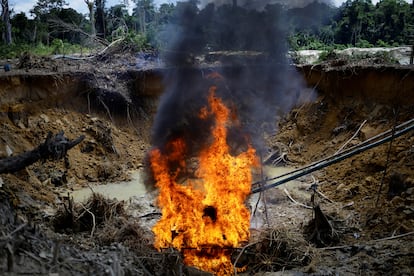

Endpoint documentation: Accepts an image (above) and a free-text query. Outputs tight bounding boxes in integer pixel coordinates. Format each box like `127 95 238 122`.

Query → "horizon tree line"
0 0 413 54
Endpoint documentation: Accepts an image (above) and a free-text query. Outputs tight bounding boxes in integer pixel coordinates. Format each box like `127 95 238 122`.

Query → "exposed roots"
53 193 125 234
263 142 291 166
234 227 313 273
304 205 341 247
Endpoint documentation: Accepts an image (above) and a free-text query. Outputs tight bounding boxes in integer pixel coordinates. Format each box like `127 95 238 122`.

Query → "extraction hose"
251 118 414 194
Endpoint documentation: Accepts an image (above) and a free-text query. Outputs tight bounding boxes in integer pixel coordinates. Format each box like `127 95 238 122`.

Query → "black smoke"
152 0 314 159
198 0 335 10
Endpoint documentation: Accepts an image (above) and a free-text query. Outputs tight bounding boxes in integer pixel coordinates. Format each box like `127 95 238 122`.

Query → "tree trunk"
95 0 105 39
1 0 12 45
0 131 84 175
32 24 37 43
140 7 146 34
85 0 96 37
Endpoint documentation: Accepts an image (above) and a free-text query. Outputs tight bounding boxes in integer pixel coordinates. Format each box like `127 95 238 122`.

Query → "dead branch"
0 131 84 174
308 176 334 203
283 188 312 209
138 212 162 218
79 203 96 238
51 240 60 265
6 243 13 272
233 241 260 275
0 223 27 241
335 120 367 155
374 231 414 242
321 231 414 250
48 18 109 47
315 190 334 203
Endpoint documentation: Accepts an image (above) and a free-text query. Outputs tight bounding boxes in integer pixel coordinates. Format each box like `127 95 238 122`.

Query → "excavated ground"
0 54 413 275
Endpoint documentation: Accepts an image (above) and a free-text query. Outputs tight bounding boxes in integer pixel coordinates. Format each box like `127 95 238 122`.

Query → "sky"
8 0 392 16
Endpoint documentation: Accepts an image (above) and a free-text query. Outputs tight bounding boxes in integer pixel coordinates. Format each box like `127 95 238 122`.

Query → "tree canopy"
0 0 413 57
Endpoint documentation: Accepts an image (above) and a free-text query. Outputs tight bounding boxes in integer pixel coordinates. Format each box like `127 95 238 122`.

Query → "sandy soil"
0 53 413 275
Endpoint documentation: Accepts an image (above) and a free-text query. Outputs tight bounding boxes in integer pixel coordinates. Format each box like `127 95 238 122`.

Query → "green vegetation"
0 42 90 58
0 0 413 59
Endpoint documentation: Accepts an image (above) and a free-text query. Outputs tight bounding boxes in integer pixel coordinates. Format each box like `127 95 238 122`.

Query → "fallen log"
0 131 85 174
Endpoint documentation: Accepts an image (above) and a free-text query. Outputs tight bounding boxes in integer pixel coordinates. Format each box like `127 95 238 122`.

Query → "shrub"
355 39 373 48
51 39 64 54
376 39 391 47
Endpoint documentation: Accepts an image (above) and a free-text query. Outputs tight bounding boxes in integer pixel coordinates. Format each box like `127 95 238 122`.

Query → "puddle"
71 170 148 203
260 166 310 197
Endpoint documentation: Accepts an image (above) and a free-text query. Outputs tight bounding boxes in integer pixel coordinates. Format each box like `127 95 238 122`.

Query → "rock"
336 183 346 191
17 121 26 129
360 125 378 141
40 114 50 123
5 144 13 156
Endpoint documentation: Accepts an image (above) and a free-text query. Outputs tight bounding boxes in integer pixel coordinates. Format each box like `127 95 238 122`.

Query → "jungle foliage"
0 0 413 58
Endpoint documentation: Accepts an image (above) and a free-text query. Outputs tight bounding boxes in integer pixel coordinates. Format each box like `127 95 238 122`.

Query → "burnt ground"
0 52 413 275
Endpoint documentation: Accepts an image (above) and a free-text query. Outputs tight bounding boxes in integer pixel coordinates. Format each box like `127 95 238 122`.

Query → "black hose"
251 119 414 194
252 118 414 188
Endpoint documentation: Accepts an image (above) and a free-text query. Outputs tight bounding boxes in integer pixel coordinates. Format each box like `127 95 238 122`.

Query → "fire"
150 85 259 275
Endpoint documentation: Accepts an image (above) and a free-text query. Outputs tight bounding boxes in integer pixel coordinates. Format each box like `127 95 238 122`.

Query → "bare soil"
0 53 413 275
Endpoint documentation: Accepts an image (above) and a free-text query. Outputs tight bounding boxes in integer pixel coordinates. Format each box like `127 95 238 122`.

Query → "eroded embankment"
0 70 164 197
0 64 413 275
299 64 414 105
1 64 413 175
0 70 164 119
1 64 413 121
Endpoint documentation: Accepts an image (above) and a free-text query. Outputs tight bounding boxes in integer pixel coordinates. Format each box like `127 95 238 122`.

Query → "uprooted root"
98 216 190 275
235 227 313 273
53 193 125 234
263 143 291 166
304 205 341 247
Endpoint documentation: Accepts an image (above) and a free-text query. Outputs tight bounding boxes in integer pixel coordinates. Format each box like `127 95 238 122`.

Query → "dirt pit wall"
0 70 164 121
0 63 413 275
299 64 414 106
1 64 412 124
0 70 165 192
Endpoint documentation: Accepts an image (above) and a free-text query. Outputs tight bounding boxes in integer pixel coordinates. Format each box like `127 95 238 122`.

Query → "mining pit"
0 53 413 275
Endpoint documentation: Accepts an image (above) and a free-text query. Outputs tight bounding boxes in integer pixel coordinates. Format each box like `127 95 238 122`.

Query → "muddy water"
70 166 310 230
262 166 312 199
71 170 148 203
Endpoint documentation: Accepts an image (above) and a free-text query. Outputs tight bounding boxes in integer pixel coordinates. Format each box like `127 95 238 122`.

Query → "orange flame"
150 86 259 275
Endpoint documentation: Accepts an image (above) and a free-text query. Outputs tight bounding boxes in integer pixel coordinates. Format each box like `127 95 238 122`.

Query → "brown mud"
0 54 413 275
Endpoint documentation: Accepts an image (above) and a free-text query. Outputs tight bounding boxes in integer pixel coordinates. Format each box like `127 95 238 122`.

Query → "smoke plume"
198 0 335 9
152 0 314 158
